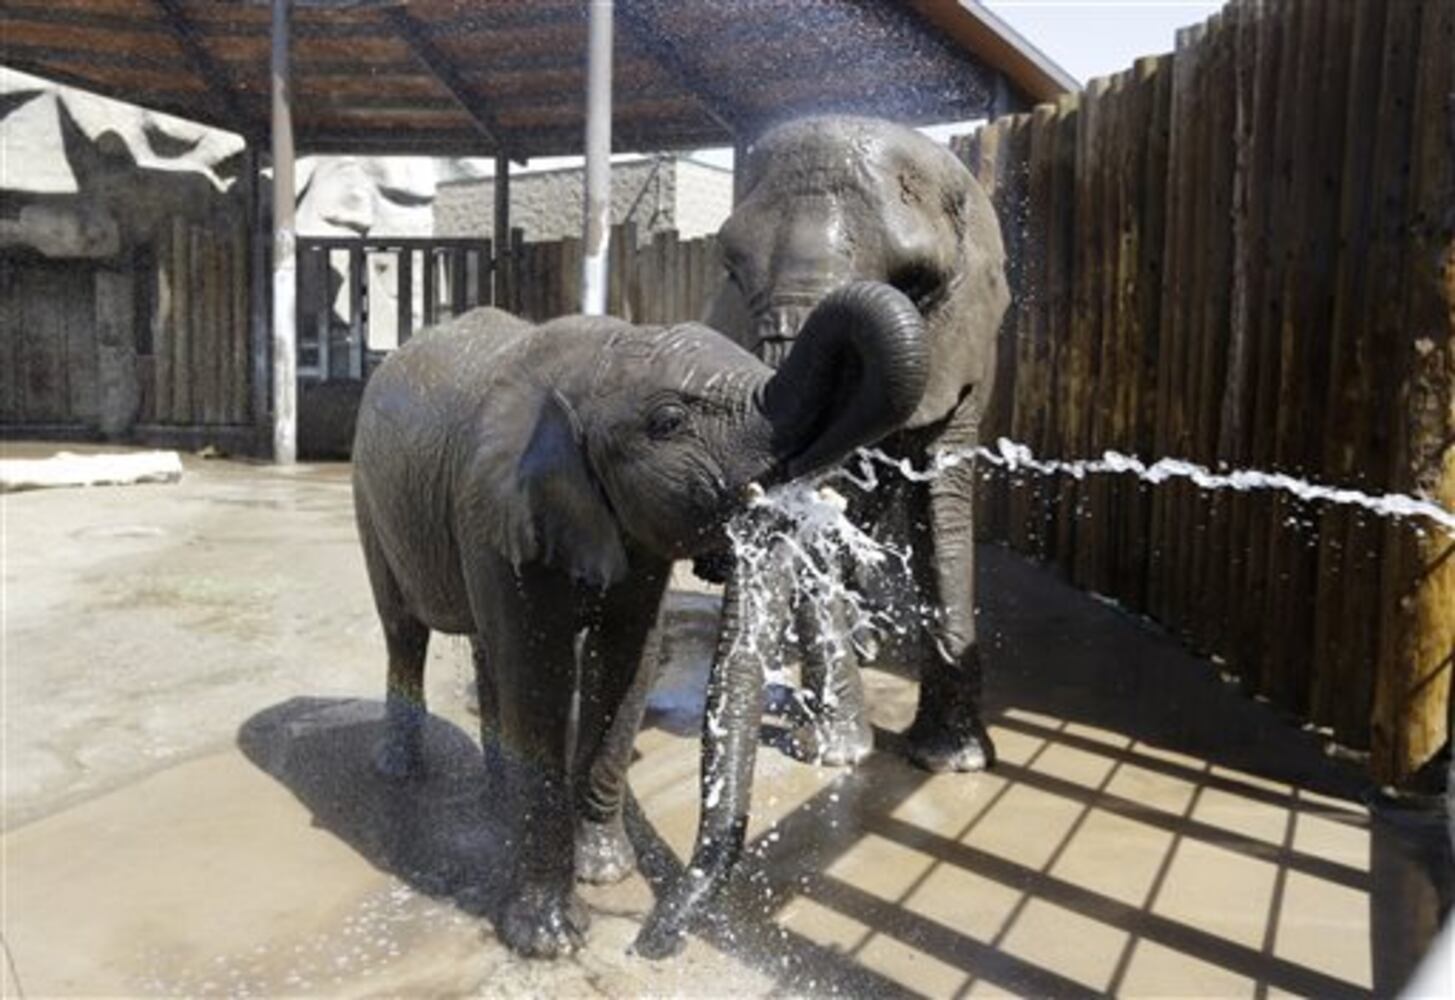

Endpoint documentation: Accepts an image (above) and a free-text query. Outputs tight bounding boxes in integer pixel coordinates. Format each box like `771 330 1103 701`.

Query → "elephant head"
445 282 929 587
706 115 1009 432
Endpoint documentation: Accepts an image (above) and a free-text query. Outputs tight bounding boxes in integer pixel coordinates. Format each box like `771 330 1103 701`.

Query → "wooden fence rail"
956 0 1454 784
495 223 720 326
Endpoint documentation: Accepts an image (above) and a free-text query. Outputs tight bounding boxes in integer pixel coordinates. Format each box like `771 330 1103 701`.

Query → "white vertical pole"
270 0 298 463
581 0 613 315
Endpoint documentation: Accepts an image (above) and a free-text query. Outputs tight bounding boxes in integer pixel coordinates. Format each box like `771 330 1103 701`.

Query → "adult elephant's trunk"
760 281 929 479
634 283 927 958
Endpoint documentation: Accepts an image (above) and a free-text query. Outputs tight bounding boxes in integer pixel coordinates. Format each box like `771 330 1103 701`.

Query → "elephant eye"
647 403 689 440
890 261 944 311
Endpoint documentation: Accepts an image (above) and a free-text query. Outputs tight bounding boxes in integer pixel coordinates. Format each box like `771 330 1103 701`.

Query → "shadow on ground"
238 546 1451 997
237 698 513 919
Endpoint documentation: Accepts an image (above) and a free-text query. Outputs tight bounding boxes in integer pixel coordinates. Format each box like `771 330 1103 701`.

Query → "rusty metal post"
270 0 297 462
581 0 613 315
494 151 511 305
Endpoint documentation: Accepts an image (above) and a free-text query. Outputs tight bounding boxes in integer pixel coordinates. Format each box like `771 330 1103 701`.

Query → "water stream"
721 436 1455 695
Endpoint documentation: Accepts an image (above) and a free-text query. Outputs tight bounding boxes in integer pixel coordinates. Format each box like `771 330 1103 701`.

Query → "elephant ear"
703 276 753 352
513 388 629 588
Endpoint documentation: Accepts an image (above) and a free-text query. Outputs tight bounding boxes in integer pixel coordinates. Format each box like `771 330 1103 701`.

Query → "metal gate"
295 237 494 381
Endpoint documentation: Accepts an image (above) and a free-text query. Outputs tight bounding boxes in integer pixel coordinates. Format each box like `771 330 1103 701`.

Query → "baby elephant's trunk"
635 282 927 958
633 569 763 959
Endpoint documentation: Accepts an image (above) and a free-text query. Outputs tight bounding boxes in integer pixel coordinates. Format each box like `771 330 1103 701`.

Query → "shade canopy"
1 0 1075 158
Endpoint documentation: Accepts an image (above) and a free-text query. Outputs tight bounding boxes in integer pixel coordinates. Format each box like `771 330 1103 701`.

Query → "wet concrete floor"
2 444 1449 997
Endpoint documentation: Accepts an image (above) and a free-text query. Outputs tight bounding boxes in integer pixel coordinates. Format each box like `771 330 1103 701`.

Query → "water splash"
722 483 914 700
841 437 1455 536
714 435 1454 763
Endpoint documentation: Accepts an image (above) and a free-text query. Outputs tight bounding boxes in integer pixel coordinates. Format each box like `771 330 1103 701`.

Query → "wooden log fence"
495 223 721 327
955 0 1454 785
142 217 251 430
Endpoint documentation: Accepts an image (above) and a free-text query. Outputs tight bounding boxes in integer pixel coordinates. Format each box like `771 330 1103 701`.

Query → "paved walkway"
2 446 1447 996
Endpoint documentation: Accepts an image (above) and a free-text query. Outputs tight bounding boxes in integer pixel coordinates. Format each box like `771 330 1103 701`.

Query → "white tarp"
0 451 183 493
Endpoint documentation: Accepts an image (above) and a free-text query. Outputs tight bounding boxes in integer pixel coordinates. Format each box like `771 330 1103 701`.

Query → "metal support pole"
493 151 510 305
732 133 751 205
270 0 297 463
580 0 613 316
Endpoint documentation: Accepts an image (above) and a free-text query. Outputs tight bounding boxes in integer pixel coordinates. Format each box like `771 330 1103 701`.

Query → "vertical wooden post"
270 0 297 463
476 240 492 308
423 248 438 327
171 217 192 425
195 226 216 425
349 243 366 377
1315 0 1416 744
154 222 175 424
246 146 270 448
230 225 249 423
1372 0 1455 784
396 247 413 344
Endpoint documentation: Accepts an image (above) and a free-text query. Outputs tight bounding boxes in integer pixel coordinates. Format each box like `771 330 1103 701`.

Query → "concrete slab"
2 447 1448 996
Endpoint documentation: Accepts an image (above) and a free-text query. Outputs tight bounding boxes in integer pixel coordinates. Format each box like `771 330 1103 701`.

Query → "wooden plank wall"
144 217 251 428
957 0 1454 784
0 260 96 427
498 225 720 326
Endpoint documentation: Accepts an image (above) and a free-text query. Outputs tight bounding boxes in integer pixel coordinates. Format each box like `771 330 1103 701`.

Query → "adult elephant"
635 116 1008 958
352 285 926 958
706 114 1010 772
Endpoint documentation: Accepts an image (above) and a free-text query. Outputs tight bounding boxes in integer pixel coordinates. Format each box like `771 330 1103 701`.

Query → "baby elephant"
351 286 926 958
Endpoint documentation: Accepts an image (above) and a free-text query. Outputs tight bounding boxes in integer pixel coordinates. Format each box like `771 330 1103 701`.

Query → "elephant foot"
792 714 874 767
575 817 636 884
905 718 996 773
498 883 590 958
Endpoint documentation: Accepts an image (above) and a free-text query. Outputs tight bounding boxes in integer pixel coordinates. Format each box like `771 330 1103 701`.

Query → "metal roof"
0 0 1075 158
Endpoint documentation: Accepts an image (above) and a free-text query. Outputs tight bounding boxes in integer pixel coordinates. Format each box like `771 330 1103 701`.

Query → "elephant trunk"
634 567 765 959
635 283 926 957
759 281 928 479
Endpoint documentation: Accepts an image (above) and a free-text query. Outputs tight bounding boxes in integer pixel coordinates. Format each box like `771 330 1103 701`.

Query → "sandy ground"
1 443 1449 997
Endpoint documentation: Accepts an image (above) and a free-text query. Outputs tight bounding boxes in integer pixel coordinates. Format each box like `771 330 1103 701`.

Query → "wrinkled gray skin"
352 285 926 959
636 116 1008 958
716 114 1009 769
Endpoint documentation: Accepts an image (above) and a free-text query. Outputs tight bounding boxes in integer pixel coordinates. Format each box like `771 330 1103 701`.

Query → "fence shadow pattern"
952 0 1455 784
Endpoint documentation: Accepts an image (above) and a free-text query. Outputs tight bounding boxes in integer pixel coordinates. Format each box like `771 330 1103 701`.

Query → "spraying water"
720 435 1455 700
723 482 913 682
839 437 1455 537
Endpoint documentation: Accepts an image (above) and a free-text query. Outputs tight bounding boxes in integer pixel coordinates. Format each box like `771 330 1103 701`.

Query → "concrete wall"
433 156 733 245
673 159 736 240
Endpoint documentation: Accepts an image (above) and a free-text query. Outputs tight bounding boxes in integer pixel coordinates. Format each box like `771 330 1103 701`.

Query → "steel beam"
580 0 613 316
152 0 260 137
270 0 297 463
384 5 519 161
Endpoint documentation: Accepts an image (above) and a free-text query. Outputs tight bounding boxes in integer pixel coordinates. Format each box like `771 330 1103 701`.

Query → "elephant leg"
359 514 431 780
470 637 506 791
573 558 670 884
904 413 996 773
792 478 901 767
793 590 873 766
470 558 588 958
